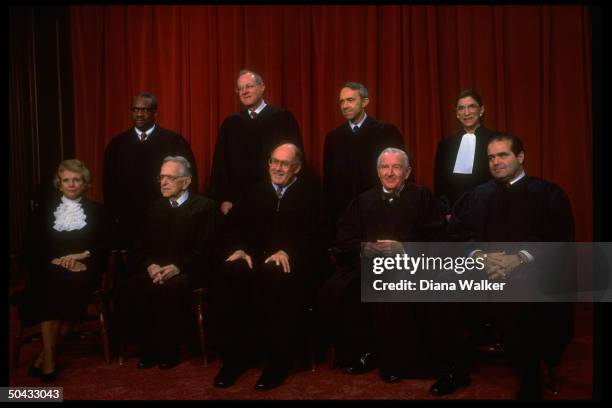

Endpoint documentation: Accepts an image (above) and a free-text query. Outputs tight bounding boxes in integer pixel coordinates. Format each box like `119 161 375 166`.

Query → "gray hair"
377 147 410 168
238 69 264 85
133 92 158 110
162 156 192 177
343 82 369 99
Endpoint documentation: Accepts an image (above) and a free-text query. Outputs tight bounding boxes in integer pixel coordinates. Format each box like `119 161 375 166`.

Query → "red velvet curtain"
70 5 592 240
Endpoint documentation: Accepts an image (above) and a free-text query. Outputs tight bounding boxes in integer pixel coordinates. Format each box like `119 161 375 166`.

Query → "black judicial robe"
19 195 109 325
434 126 496 215
322 182 445 306
449 176 575 366
220 176 328 285
115 193 221 356
103 126 198 248
131 193 221 284
208 177 329 363
318 182 445 372
208 105 302 205
322 116 404 227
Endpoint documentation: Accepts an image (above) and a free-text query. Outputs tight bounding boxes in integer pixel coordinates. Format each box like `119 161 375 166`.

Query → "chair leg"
328 345 337 369
195 300 207 367
11 326 23 372
307 333 316 372
118 342 126 365
97 298 112 364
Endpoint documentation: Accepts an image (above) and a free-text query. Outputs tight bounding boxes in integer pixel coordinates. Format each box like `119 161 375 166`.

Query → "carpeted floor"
8 303 593 401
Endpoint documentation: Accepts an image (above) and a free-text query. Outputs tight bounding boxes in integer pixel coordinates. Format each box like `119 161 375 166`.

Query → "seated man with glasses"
103 92 198 252
114 156 221 370
207 143 330 391
208 69 303 216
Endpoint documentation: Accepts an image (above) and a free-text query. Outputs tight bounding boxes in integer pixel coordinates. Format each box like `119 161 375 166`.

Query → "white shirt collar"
349 112 367 130
171 190 189 206
272 177 297 197
382 182 405 196
134 124 156 137
250 100 267 115
508 170 526 185
61 195 82 204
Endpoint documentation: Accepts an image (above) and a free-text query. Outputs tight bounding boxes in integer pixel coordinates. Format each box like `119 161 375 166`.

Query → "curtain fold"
70 5 592 240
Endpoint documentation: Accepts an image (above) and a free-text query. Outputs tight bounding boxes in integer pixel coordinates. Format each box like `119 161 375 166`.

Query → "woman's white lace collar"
53 196 87 231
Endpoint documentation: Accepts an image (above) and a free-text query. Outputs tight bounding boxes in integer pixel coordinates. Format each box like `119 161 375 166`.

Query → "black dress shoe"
429 373 470 396
516 378 543 400
255 368 289 391
344 352 376 375
158 359 179 369
41 370 58 383
29 364 42 378
214 364 247 388
516 384 543 400
380 372 402 383
136 357 158 369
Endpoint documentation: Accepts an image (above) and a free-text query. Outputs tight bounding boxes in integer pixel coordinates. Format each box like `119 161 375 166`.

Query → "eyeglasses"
235 84 258 94
456 104 480 113
131 107 155 114
157 175 187 183
378 164 405 171
268 158 294 169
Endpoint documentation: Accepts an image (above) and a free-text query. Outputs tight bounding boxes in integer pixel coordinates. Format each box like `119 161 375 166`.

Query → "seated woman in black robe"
20 159 108 383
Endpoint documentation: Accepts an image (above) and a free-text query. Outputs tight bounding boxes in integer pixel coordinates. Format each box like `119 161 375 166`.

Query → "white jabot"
53 196 87 231
453 133 476 174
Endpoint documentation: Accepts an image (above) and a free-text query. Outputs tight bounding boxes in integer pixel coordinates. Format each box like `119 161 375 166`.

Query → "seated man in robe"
318 147 445 383
114 156 220 369
208 142 329 390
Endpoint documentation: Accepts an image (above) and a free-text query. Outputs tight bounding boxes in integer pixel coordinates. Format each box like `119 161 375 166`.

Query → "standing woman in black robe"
22 159 109 383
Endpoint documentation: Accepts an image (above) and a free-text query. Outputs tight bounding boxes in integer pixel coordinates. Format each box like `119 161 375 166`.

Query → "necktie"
250 110 258 120
352 125 359 133
140 132 148 142
275 186 283 211
171 200 178 208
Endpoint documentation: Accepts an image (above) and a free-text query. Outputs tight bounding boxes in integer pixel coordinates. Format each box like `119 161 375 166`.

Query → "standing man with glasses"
208 69 303 216
322 82 404 234
434 89 497 221
114 156 220 370
103 92 198 252
208 143 328 390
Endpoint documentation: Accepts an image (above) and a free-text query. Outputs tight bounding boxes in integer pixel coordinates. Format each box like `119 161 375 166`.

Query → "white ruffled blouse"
53 196 87 232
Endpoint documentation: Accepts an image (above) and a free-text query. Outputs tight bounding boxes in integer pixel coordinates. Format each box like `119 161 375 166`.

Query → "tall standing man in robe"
208 69 303 216
434 89 497 220
322 82 404 232
103 92 198 251
447 134 575 400
318 147 444 382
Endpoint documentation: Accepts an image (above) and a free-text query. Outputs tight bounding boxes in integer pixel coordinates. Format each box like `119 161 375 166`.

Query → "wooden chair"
9 250 115 372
